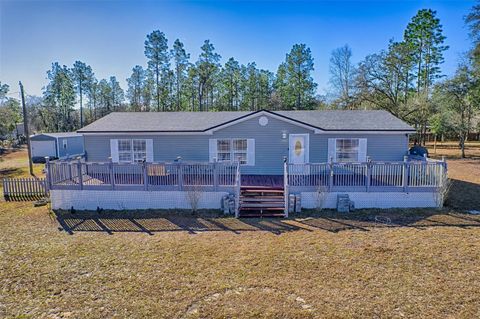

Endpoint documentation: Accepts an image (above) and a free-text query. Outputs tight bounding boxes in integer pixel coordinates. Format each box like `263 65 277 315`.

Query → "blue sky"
0 0 475 98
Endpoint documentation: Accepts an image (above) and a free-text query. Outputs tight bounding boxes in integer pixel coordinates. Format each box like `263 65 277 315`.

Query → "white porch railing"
46 159 238 192
287 160 447 193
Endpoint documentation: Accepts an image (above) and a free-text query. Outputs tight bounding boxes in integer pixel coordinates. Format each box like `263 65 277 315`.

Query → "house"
30 132 84 163
47 110 447 216
78 109 414 172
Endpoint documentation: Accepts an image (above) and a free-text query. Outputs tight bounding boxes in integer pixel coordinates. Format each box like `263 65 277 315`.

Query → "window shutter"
209 139 217 162
110 139 119 163
247 139 255 166
145 139 154 162
358 138 367 162
327 138 336 162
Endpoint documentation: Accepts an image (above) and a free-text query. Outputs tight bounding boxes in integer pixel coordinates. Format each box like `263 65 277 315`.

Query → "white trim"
206 111 320 134
327 138 336 162
110 139 119 162
358 138 367 162
321 131 413 135
145 139 154 162
55 137 60 158
209 139 217 162
81 132 213 136
247 139 255 166
81 130 412 136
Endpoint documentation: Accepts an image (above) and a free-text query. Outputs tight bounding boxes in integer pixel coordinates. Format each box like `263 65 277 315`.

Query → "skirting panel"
299 192 437 209
51 190 229 210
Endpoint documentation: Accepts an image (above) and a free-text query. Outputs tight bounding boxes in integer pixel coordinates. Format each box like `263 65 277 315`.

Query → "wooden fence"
287 160 447 192
3 178 48 201
46 160 239 192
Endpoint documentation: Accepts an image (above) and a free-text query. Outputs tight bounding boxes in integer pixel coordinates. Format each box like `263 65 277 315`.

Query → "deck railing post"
213 161 219 191
109 157 115 190
45 157 52 190
328 157 334 192
402 156 408 192
68 161 72 185
283 157 289 218
143 161 148 191
366 159 371 192
177 161 184 191
77 158 83 190
236 161 241 218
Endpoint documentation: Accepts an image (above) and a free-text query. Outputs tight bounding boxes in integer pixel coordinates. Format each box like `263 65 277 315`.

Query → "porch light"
282 132 287 139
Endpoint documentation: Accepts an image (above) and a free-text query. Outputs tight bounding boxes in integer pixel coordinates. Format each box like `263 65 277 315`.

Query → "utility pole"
19 81 33 176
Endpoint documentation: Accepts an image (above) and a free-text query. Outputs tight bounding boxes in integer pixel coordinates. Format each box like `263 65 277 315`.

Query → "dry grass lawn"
1 146 480 318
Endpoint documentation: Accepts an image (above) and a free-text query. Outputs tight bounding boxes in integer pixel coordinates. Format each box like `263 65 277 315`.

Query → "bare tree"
329 44 357 109
315 185 329 211
185 184 204 213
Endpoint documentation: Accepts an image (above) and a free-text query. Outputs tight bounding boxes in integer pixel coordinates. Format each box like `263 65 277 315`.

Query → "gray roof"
77 110 414 133
31 132 83 139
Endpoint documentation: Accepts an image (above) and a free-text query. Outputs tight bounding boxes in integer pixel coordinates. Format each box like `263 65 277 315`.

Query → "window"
233 139 247 165
133 140 146 162
217 139 231 162
216 139 248 165
118 139 132 162
118 139 147 163
62 139 68 149
336 139 359 162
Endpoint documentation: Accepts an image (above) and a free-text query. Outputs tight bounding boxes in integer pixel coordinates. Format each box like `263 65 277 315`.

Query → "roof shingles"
77 110 414 133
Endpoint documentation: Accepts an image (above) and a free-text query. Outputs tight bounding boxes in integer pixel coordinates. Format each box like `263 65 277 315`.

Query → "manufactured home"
47 110 447 216
30 132 84 163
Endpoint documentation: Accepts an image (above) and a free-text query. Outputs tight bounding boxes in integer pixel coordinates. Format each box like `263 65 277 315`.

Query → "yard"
1 145 480 318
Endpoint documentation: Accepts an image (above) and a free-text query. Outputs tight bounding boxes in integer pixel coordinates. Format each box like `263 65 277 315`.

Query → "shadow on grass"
54 208 480 235
0 167 25 179
446 179 480 210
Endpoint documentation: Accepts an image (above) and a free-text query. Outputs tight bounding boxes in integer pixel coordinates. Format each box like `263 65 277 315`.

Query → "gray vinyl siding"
57 136 85 158
83 114 409 175
84 135 209 162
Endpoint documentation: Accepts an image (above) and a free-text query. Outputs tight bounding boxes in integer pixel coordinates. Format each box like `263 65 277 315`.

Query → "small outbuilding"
30 132 84 163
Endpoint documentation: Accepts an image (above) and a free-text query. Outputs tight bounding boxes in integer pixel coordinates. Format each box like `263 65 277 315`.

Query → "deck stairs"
238 186 286 218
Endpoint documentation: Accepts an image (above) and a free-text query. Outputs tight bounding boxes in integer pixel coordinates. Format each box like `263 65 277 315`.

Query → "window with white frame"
216 139 248 164
118 139 147 163
336 138 359 162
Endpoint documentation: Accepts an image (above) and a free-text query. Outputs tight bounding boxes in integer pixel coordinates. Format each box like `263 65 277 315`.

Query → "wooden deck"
241 175 283 188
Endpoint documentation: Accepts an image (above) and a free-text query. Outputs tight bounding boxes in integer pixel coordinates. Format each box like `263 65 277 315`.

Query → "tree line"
1 6 479 157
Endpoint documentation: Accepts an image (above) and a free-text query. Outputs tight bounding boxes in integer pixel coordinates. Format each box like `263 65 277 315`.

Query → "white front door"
289 134 309 164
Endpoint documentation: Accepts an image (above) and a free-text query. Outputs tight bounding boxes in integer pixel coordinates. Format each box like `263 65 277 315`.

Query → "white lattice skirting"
299 192 437 209
51 190 229 210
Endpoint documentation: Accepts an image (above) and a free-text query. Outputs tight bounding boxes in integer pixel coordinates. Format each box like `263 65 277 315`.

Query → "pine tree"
196 40 221 111
171 39 190 111
127 65 146 111
144 30 169 111
71 61 94 127
44 63 76 131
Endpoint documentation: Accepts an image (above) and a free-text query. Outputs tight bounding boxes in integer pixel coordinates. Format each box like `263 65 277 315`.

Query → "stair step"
240 197 284 202
240 203 285 208
241 189 284 194
239 213 286 218
241 185 283 190
239 206 285 211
